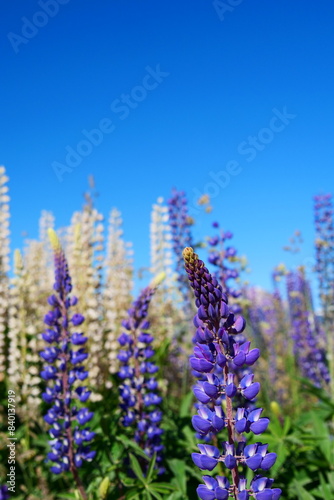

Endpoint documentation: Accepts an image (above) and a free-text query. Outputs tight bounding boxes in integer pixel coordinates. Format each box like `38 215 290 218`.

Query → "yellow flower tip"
270 401 280 417
182 246 194 259
150 271 166 288
48 228 61 251
183 246 199 266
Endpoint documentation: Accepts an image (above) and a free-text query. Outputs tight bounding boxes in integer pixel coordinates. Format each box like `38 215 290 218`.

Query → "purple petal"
245 348 260 365
203 382 219 398
215 487 229 500
235 417 247 433
250 418 270 435
243 382 260 400
226 383 237 397
224 455 236 469
190 358 214 373
245 453 263 470
216 477 230 489
211 414 225 432
202 476 218 490
193 387 211 404
261 453 277 470
192 416 212 435
232 316 246 333
192 453 218 471
233 351 246 366
197 486 215 500
256 492 274 500
240 373 254 389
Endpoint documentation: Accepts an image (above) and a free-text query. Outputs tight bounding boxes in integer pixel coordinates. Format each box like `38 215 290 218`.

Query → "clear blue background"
1 0 334 291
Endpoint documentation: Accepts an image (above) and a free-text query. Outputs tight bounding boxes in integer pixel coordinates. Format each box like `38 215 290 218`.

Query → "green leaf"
129 453 146 484
125 488 141 500
179 391 194 418
149 482 175 493
58 495 78 500
167 458 186 495
119 436 150 461
293 480 316 500
146 452 157 483
148 489 163 500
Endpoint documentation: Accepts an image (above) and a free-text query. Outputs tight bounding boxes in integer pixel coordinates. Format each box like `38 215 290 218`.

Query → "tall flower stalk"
168 189 194 314
183 247 281 500
118 275 165 474
287 269 329 388
0 165 10 376
103 208 133 382
66 201 105 399
8 250 42 420
207 222 244 314
39 229 95 500
314 193 334 398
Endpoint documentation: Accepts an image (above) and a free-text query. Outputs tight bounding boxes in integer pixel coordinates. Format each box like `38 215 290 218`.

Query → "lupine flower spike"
118 272 166 474
168 189 194 313
207 222 242 314
39 229 95 500
183 248 281 500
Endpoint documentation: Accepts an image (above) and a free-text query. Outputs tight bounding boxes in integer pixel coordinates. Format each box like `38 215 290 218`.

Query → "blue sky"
1 0 334 292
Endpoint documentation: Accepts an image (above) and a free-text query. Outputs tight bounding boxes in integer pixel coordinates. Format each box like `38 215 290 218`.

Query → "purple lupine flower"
0 486 9 500
118 278 165 474
183 247 281 499
287 270 329 387
246 286 288 404
39 229 94 500
314 194 334 311
207 222 242 314
168 189 194 311
314 193 334 396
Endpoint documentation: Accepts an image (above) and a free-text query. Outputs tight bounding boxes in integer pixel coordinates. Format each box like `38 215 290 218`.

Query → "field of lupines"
0 165 333 500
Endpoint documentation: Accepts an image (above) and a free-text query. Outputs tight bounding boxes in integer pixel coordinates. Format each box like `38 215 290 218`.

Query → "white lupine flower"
65 200 105 397
103 208 133 377
0 166 10 374
7 249 43 419
149 197 185 338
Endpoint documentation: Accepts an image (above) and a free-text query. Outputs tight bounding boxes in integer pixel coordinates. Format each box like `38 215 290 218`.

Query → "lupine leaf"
167 459 186 495
125 488 141 500
146 452 157 483
118 436 150 460
293 480 316 500
149 482 174 491
129 453 146 484
147 489 163 500
179 390 194 418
